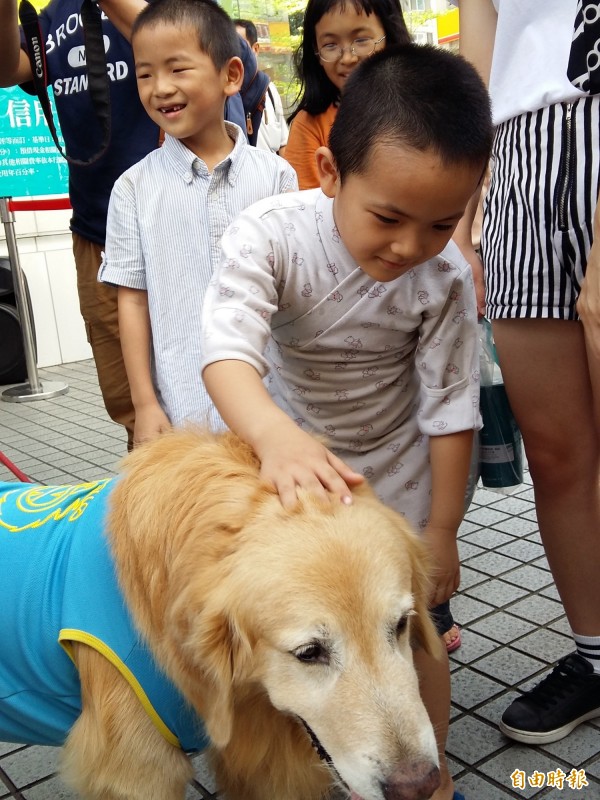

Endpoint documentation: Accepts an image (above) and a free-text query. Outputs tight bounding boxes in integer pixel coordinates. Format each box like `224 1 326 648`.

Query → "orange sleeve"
285 106 338 190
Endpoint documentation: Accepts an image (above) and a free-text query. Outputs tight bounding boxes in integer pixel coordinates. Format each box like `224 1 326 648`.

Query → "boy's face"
316 143 483 283
133 23 242 151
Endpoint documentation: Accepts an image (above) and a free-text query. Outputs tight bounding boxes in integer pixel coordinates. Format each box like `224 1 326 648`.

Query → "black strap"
19 0 111 165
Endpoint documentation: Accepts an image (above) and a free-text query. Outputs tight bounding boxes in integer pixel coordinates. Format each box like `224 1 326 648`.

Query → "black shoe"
499 653 600 744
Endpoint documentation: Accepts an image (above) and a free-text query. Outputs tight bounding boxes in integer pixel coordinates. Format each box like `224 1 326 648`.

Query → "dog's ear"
180 606 253 749
408 537 444 660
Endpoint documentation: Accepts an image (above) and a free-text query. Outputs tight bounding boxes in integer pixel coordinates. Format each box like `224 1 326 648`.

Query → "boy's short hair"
132 0 240 69
329 44 493 181
233 18 258 47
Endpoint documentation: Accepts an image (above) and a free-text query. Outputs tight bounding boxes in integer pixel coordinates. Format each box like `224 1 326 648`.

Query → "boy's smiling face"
133 23 242 153
317 142 483 283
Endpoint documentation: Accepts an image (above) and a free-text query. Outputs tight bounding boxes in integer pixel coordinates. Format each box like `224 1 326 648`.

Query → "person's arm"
0 0 33 86
578 193 600 356
415 263 481 604
425 430 473 607
98 0 146 40
577 192 600 428
453 0 498 316
458 0 497 87
453 192 486 317
118 286 171 446
203 360 362 509
102 175 169 445
201 206 363 508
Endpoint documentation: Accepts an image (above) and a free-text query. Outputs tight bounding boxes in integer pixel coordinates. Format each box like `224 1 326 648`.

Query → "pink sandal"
444 624 462 653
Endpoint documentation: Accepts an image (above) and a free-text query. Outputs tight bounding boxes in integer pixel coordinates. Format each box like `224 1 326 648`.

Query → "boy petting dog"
99 0 296 447
202 44 493 800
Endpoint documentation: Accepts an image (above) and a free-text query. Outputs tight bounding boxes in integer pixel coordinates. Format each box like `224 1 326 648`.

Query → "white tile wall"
0 207 92 368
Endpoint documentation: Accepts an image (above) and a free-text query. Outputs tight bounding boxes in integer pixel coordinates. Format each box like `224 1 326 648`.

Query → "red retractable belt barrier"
7 197 71 212
0 450 32 483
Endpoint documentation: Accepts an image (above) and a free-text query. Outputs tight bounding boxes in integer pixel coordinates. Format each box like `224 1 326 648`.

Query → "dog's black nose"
380 760 441 800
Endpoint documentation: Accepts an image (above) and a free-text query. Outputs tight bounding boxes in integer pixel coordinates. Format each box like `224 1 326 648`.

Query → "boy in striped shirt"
100 0 297 446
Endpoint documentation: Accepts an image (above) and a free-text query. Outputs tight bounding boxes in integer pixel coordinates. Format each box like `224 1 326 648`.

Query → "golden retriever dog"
0 429 441 800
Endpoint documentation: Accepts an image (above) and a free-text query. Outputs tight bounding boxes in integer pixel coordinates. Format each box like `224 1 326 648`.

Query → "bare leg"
414 646 454 800
493 318 600 634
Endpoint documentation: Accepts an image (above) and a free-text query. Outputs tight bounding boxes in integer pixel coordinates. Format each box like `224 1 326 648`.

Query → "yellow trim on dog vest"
60 630 181 749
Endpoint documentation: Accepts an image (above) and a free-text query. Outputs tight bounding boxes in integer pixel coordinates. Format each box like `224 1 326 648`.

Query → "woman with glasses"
284 0 410 189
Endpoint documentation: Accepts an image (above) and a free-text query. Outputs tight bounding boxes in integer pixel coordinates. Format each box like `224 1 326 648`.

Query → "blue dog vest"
0 480 208 751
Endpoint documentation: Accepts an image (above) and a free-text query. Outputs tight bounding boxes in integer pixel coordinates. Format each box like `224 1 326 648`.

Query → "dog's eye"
395 615 409 638
292 643 329 664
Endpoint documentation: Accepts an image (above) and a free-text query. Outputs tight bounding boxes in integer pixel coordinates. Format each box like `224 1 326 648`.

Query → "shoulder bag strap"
19 0 112 166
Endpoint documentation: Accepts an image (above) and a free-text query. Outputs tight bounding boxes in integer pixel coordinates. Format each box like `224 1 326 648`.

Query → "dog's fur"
17 429 443 800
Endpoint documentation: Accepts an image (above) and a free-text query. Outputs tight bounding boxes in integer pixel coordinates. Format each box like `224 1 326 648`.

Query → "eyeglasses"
316 34 386 63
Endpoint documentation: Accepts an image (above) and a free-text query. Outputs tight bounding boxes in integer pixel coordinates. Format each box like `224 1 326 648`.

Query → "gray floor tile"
539 583 562 602
465 610 537 645
540 721 600 767
587 756 600 781
450 667 505 710
477 747 558 798
449 594 496 624
22 776 79 799
495 539 546 562
471 690 521 726
447 716 507 764
458 518 484 536
548 617 576 637
454 770 518 800
540 776 600 799
507 595 565 626
464 551 522 576
510 628 573 663
472 647 546 686
465 506 512 527
502 565 554 590
458 539 485 561
458 565 490 590
465 578 529 607
461 528 515 549
449 629 498 664
469 487 509 506
0 746 59 788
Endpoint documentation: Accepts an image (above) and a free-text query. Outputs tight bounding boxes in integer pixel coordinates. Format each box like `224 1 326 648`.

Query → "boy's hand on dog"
423 525 460 607
255 425 364 510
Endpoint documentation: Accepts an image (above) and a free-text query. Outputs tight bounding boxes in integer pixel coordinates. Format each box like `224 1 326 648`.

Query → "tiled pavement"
0 360 599 800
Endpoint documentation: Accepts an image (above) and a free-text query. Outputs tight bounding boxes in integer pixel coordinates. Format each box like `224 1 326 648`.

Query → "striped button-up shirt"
100 123 297 427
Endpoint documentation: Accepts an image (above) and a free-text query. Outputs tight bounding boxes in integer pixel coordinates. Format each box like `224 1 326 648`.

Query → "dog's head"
111 429 441 800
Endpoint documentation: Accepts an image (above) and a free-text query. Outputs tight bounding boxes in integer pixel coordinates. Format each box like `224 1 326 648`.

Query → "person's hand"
132 403 171 447
423 525 460 607
254 422 364 510
457 241 486 318
578 239 600 361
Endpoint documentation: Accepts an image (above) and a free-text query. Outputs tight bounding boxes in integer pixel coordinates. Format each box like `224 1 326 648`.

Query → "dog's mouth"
299 719 363 800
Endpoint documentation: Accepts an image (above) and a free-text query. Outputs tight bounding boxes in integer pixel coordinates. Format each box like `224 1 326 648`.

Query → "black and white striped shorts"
482 96 600 320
